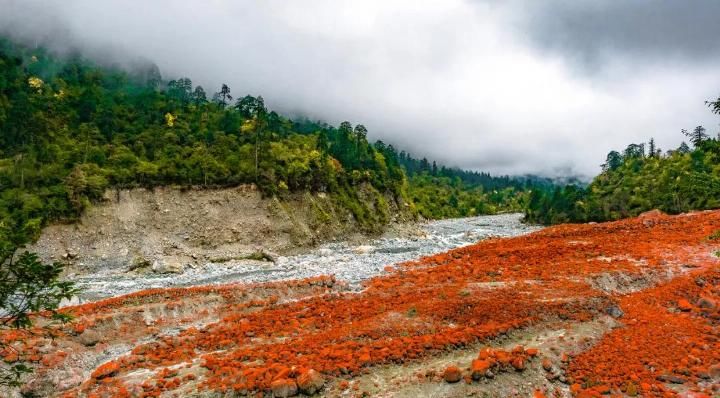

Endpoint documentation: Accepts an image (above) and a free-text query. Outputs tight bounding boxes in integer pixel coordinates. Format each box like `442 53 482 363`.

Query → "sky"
2 0 720 178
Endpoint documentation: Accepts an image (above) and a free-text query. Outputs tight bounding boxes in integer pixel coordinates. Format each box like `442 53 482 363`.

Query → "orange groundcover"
5 210 720 397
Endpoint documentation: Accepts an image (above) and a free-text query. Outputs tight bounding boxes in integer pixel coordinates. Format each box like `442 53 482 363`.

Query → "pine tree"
602 150 623 171
213 84 232 108
192 85 207 106
683 126 708 146
648 138 656 158
678 141 691 154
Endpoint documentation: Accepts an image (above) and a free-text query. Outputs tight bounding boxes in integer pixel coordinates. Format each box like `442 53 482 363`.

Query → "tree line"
525 116 720 224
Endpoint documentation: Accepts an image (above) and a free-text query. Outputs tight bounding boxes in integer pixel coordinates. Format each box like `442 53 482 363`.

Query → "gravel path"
65 213 541 303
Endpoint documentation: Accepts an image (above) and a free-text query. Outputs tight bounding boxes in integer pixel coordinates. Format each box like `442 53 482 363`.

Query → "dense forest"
525 123 720 224
397 155 554 218
0 38 546 254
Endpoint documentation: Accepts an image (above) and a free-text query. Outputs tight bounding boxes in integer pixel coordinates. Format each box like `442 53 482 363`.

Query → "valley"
3 5 720 397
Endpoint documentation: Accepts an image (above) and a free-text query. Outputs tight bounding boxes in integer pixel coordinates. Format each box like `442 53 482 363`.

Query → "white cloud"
2 0 719 177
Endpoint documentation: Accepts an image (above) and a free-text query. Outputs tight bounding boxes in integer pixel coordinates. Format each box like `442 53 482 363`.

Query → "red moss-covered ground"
4 210 720 397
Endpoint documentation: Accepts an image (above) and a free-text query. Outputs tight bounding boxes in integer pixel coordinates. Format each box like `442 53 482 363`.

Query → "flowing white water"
67 213 540 303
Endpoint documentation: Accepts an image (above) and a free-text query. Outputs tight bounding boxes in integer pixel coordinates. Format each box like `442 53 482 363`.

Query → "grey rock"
128 256 151 271
77 330 101 346
152 259 184 274
606 305 624 318
656 374 686 384
352 245 376 254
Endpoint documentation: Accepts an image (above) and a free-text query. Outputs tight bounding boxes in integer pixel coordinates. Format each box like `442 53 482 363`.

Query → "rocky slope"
31 185 411 277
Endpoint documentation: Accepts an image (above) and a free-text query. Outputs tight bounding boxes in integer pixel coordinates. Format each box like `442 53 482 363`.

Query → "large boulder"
270 378 298 397
297 369 325 395
443 365 462 383
470 359 492 380
152 259 184 274
77 329 102 346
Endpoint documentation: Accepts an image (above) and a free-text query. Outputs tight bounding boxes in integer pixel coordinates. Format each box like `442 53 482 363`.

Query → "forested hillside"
525 122 720 224
0 39 543 252
397 155 555 219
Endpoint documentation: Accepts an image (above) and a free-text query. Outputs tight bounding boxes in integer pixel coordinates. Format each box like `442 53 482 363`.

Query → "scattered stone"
541 358 553 371
260 249 280 263
606 305 624 318
152 259 184 274
353 245 376 254
656 374 686 384
696 297 716 309
91 362 120 379
443 365 462 383
62 251 78 260
696 371 711 380
511 357 525 371
77 330 101 346
470 359 491 380
297 369 324 395
270 378 298 397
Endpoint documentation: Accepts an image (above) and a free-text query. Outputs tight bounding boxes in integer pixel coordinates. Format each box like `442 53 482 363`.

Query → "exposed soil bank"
7 210 720 397
30 185 412 276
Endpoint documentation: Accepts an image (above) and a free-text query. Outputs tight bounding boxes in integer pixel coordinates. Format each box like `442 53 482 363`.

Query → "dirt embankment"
31 185 411 275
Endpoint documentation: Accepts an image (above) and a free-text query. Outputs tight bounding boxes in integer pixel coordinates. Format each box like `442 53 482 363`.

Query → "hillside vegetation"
0 39 543 250
525 122 720 224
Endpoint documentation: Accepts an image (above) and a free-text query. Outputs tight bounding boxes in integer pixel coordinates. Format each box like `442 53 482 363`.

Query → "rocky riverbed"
65 213 540 302
31 210 720 398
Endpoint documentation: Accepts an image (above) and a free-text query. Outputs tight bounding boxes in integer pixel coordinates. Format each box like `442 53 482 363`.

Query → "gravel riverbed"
66 213 541 303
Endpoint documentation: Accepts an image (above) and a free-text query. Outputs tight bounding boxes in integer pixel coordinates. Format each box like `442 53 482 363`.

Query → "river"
68 213 541 303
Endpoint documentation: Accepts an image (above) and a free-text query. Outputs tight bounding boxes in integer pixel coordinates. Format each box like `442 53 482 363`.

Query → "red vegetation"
8 210 720 397
466 346 539 380
568 267 720 397
91 362 120 379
